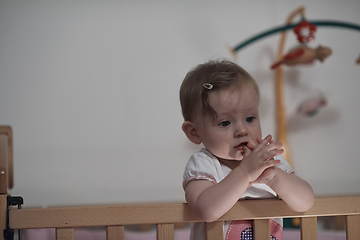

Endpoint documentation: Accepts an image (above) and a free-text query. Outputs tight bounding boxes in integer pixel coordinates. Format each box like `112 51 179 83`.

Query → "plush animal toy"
297 92 327 117
271 45 332 69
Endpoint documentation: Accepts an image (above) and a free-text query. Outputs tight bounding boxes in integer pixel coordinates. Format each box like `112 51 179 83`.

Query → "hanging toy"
271 19 332 69
293 20 317 43
271 44 332 69
297 92 327 117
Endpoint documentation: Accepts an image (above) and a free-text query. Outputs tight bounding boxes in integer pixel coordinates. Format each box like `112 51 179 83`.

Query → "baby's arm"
185 166 252 222
266 169 314 212
185 135 283 222
249 137 315 212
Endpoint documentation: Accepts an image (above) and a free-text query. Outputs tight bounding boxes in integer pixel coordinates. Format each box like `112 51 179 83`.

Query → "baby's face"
195 89 262 161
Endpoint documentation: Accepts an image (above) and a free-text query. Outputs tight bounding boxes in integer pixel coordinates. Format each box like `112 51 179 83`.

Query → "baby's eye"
219 120 231 127
246 116 255 123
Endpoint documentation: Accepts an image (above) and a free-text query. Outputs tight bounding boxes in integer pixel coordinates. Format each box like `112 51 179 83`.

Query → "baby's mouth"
235 142 248 152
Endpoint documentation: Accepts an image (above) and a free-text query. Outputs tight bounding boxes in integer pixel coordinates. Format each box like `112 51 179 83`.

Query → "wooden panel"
346 215 360 240
10 197 360 229
206 221 223 240
56 228 74 240
300 217 317 240
253 219 269 240
106 225 125 240
156 223 174 240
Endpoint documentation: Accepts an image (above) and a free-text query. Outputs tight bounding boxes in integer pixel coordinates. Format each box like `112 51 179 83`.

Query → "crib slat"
156 223 174 240
300 217 317 240
253 219 270 240
205 221 223 240
106 225 125 240
346 215 360 240
56 228 74 240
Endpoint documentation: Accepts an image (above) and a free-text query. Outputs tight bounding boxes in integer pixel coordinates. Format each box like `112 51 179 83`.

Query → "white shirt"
183 148 293 240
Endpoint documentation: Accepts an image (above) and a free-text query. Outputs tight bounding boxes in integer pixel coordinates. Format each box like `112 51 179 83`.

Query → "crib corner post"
0 194 7 240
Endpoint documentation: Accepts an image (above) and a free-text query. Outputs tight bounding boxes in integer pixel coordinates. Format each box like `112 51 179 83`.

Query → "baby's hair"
180 59 259 122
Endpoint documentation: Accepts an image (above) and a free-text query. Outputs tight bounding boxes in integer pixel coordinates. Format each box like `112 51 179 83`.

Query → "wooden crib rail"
5 196 360 240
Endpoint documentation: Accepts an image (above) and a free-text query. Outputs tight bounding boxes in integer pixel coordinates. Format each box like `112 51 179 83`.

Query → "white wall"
1 0 359 207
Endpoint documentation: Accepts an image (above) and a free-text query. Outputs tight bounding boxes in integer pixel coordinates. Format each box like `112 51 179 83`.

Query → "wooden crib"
1 126 360 240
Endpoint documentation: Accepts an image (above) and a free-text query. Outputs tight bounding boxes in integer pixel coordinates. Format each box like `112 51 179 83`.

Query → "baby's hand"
248 166 278 187
238 134 283 183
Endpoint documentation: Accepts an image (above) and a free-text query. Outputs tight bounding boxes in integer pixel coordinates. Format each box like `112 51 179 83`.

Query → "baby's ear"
182 121 202 145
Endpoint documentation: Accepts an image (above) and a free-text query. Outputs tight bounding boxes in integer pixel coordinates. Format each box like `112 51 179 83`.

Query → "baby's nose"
234 124 248 137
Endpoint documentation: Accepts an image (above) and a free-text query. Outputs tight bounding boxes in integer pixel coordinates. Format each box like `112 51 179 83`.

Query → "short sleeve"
182 150 220 189
275 155 294 174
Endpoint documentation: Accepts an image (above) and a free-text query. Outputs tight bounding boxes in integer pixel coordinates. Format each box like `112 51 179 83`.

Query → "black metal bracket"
3 196 23 240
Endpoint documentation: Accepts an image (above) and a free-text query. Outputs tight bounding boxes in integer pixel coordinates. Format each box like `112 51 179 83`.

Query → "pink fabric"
225 220 282 240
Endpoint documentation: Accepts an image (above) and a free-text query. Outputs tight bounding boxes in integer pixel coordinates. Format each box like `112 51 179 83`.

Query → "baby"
180 59 314 240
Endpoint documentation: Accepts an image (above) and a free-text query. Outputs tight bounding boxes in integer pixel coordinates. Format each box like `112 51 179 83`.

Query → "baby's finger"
246 142 256 150
266 141 283 152
264 158 281 168
261 148 284 161
254 134 273 151
243 146 252 157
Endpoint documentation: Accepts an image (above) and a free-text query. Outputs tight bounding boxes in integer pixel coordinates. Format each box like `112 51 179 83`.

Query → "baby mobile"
229 6 360 169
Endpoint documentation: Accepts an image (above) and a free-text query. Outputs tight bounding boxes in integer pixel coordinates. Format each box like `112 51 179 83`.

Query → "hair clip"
203 83 213 90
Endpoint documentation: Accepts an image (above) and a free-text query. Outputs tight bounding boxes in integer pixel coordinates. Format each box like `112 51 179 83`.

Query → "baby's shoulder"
187 148 218 167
